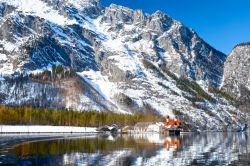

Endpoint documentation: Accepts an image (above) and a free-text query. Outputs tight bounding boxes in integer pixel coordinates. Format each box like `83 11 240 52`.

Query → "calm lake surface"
0 131 250 166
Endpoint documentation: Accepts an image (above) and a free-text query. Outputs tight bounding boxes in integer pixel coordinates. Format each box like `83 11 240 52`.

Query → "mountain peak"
107 3 134 14
152 10 166 16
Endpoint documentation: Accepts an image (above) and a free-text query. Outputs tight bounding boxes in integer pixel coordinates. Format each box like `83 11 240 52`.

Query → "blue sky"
101 0 250 54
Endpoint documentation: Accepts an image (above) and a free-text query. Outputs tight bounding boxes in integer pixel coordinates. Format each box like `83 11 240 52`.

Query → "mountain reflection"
0 132 249 166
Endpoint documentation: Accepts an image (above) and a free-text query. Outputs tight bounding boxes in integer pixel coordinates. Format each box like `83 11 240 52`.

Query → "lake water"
0 132 250 166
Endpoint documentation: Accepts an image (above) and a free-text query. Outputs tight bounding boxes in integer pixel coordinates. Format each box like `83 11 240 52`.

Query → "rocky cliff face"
97 4 227 88
0 0 247 130
223 42 250 113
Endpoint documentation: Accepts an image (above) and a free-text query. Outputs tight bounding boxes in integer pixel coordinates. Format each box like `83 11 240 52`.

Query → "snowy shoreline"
0 125 98 133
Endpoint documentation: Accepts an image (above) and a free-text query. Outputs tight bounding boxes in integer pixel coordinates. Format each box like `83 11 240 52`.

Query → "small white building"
131 122 165 133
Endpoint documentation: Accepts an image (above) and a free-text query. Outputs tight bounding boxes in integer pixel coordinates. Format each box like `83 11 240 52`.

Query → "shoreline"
1 125 247 134
0 125 98 133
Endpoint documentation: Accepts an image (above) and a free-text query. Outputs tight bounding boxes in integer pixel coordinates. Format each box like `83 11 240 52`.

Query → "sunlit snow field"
0 131 249 166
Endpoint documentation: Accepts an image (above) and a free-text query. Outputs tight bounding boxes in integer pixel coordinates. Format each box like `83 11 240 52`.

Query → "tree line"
30 64 76 82
0 105 164 127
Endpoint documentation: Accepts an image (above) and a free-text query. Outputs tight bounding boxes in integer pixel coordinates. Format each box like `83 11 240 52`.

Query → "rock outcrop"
223 42 250 113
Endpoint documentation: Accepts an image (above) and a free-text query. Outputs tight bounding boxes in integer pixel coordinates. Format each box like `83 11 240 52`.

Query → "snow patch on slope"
65 0 97 10
78 70 115 100
77 70 129 114
0 40 16 52
1 0 76 26
0 54 7 61
0 125 97 133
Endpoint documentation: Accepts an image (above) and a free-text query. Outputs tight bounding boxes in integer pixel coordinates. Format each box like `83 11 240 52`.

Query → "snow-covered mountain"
0 0 247 130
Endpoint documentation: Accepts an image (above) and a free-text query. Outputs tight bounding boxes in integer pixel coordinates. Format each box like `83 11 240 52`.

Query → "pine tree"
52 64 57 80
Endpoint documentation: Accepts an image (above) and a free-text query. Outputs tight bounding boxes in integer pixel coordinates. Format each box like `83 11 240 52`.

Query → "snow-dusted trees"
30 65 76 82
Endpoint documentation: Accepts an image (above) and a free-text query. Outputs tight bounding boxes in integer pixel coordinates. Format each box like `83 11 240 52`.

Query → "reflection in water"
164 137 181 151
0 132 250 166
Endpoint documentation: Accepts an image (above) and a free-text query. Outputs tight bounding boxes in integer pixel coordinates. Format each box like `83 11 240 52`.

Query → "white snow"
130 40 156 55
197 79 209 91
146 98 175 117
0 125 97 133
0 40 16 52
103 37 125 52
0 53 7 61
159 51 174 63
78 70 115 100
77 70 128 114
0 63 15 75
1 0 76 26
108 54 142 73
65 0 96 10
